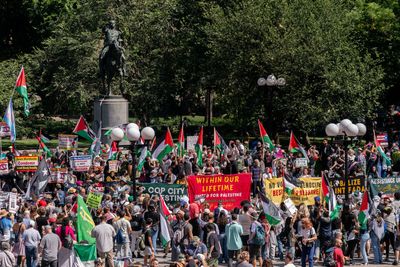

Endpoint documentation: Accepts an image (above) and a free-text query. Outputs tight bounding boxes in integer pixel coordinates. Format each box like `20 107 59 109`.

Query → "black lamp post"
257 74 286 134
325 120 367 202
110 124 155 201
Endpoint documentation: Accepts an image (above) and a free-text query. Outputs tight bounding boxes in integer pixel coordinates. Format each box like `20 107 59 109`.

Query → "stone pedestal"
94 95 129 143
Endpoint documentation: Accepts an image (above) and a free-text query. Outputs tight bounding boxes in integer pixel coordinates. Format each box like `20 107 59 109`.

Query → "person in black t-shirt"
130 205 144 258
144 218 154 266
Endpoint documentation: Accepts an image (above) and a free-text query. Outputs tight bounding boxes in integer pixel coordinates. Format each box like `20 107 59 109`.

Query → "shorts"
144 246 153 256
228 249 240 260
241 235 249 246
249 244 261 260
395 236 400 251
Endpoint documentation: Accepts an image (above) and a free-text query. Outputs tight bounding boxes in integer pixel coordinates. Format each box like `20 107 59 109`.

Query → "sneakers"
393 261 398 266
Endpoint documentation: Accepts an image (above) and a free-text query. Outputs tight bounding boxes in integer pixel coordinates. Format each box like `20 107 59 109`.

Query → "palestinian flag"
288 131 308 159
159 194 171 247
108 141 118 160
322 175 340 219
39 134 50 143
358 190 369 228
374 130 391 166
214 128 228 154
283 178 296 195
258 120 274 150
153 128 174 162
36 136 52 158
176 125 185 157
195 127 203 167
137 146 151 171
15 66 30 116
73 116 96 142
259 191 282 225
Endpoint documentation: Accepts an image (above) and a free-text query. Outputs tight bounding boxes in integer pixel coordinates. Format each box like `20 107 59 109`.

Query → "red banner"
187 173 251 211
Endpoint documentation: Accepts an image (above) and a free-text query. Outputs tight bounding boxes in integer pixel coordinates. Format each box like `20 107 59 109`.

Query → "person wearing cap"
39 225 61 267
0 242 16 267
130 205 144 258
22 221 41 267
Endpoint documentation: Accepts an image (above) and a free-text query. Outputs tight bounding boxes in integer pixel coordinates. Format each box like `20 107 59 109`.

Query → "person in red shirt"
189 197 204 237
333 238 345 267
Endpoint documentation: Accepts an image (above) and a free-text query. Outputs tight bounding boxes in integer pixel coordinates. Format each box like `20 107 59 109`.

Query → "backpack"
173 222 186 246
323 248 336 267
137 234 146 251
115 229 126 244
252 224 266 246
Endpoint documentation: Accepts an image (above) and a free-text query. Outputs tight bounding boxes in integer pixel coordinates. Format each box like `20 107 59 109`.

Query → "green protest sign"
137 183 187 206
86 191 103 209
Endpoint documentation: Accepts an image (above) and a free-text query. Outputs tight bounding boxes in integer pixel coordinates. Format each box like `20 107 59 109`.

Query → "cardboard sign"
294 158 308 168
49 168 69 183
108 160 118 173
70 155 92 172
86 191 103 209
284 198 298 215
15 156 39 172
187 174 251 210
186 136 198 151
58 134 78 150
8 192 18 213
377 133 388 148
0 159 9 174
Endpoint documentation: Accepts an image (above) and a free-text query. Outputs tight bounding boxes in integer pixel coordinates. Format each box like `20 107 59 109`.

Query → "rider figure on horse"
99 20 126 94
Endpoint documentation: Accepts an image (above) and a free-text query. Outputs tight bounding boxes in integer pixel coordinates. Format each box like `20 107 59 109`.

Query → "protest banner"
58 134 78 150
186 136 198 151
86 191 104 209
264 177 322 206
49 168 69 183
291 177 321 206
263 178 284 204
370 177 400 197
138 183 187 206
329 175 366 198
8 192 18 213
108 160 118 173
15 156 39 172
0 159 8 174
70 155 92 172
187 173 251 210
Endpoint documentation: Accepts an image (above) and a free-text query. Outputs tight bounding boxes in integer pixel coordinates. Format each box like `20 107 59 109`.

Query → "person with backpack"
205 223 221 267
55 218 76 267
333 239 345 267
299 218 317 267
248 212 265 267
144 218 155 267
113 210 132 259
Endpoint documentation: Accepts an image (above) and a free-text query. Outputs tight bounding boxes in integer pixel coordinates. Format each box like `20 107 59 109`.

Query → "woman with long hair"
299 218 317 267
12 216 26 267
55 218 76 267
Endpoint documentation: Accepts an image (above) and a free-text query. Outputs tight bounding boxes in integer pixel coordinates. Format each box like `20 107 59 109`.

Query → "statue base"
93 95 129 144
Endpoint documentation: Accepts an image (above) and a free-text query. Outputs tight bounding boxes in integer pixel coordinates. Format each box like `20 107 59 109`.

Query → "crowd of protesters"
0 131 399 267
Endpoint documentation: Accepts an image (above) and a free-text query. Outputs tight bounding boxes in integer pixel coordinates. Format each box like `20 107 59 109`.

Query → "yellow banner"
264 177 322 206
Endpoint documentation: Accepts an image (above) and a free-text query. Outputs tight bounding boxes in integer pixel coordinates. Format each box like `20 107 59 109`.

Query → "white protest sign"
186 136 198 151
70 155 92 172
284 198 298 215
294 158 308 168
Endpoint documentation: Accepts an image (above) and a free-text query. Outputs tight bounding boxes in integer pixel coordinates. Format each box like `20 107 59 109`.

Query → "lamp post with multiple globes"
110 124 155 200
325 120 367 202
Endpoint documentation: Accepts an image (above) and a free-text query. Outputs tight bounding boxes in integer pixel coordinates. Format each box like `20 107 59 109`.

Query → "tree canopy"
0 0 398 136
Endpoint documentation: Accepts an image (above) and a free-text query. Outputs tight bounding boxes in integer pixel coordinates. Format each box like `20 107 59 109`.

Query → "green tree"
204 0 385 133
